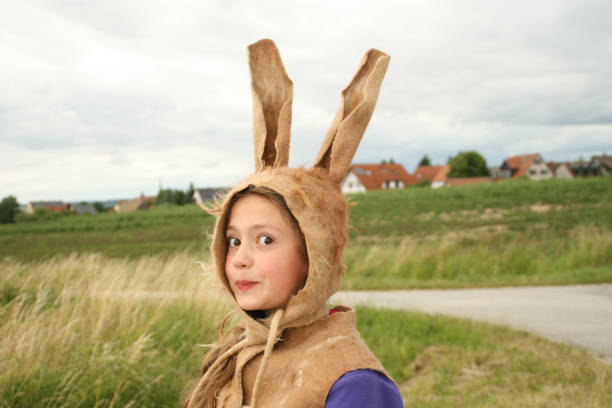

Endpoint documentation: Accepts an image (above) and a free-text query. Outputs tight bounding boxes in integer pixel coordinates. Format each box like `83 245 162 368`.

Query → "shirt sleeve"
325 369 403 408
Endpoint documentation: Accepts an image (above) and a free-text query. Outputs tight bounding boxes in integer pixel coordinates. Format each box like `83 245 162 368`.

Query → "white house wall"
341 171 367 193
554 165 573 179
527 156 553 180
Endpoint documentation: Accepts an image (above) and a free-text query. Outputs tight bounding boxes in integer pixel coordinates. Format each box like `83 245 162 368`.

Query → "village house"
571 160 601 177
413 165 449 188
591 154 612 176
489 166 502 180
548 159 605 178
413 164 491 188
73 204 97 215
547 162 574 179
26 201 68 214
500 153 552 180
193 187 228 208
341 163 416 193
113 194 155 212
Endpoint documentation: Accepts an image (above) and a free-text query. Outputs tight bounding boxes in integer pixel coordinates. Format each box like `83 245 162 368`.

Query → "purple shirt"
325 369 403 408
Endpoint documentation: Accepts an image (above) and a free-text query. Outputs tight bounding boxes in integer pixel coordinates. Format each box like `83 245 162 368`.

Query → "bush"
0 195 19 224
448 151 490 178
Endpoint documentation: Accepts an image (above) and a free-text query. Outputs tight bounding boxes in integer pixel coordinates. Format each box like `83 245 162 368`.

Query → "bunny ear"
248 39 294 172
313 49 390 183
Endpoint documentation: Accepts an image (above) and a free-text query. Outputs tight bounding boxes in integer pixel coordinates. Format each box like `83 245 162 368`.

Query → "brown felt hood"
210 39 390 344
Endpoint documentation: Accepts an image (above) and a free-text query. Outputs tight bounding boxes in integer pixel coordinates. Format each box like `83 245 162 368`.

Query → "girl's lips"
235 281 258 291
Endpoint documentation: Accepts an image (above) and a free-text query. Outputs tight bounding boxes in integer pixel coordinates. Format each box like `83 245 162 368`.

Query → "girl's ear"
313 49 390 184
248 39 294 172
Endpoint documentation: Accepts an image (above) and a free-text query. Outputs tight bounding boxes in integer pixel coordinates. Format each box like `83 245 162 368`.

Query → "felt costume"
187 39 400 408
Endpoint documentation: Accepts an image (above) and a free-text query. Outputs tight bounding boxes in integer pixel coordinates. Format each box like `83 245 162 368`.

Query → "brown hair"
184 185 307 408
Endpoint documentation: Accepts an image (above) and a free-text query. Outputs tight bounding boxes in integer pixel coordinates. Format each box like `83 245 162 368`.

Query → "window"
529 169 536 175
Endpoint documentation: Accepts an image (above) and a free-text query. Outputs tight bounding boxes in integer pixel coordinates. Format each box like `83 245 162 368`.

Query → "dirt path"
331 284 612 361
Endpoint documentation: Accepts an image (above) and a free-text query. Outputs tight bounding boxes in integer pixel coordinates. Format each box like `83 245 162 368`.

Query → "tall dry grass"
343 225 612 289
0 252 230 407
1 252 611 407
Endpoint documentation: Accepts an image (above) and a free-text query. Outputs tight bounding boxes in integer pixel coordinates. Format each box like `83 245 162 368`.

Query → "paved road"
331 284 612 361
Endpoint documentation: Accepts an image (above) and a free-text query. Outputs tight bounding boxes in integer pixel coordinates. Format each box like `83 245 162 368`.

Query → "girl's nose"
232 243 253 268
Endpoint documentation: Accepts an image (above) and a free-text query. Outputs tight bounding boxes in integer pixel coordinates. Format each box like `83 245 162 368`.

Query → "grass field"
2 254 610 407
2 177 612 288
3 178 610 406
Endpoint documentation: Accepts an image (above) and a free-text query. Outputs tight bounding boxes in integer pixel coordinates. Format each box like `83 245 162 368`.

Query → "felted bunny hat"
211 39 390 342
191 39 389 407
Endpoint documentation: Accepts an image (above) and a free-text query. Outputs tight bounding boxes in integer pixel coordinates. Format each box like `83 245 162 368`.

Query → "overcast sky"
1 0 611 203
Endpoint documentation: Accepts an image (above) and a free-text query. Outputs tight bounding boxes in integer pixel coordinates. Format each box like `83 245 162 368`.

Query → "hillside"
2 177 611 288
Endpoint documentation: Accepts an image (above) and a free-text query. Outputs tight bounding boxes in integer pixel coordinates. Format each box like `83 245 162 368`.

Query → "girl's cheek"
258 256 280 277
224 257 234 280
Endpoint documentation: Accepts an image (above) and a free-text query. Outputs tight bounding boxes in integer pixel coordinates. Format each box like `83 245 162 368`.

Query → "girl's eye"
228 237 240 247
257 235 274 246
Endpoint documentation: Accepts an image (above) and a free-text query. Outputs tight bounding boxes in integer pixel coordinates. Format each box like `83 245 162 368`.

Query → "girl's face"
225 194 308 312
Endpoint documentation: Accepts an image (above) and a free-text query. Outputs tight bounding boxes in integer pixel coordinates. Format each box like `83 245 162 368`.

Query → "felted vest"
216 307 390 408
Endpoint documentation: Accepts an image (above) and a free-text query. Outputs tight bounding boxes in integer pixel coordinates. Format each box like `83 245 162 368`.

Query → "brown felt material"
313 49 390 183
248 39 293 171
220 308 387 407
191 39 391 408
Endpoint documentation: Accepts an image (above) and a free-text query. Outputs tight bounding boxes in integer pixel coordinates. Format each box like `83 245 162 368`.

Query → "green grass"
357 307 611 407
0 205 215 261
343 225 612 289
1 254 610 407
2 177 612 287
346 177 612 238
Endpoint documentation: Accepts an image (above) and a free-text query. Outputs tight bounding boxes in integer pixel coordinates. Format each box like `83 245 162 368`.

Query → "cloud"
1 0 611 202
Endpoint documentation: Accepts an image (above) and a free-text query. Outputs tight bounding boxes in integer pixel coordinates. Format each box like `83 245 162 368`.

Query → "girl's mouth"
235 280 258 291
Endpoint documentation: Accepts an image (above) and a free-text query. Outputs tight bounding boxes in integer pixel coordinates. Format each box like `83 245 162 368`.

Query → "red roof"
29 201 68 213
503 154 538 178
347 163 418 191
46 205 68 213
546 161 561 172
414 165 450 183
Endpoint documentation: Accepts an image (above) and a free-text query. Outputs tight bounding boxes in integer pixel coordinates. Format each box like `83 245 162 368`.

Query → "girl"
185 39 402 408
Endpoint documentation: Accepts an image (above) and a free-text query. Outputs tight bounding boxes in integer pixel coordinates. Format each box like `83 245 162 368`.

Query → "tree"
186 182 195 204
417 155 431 167
447 151 491 178
157 184 195 206
93 202 107 213
173 190 185 205
157 188 175 205
0 195 19 224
